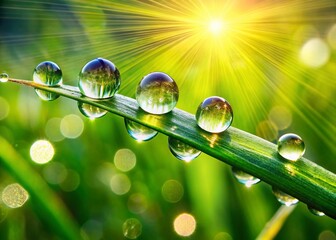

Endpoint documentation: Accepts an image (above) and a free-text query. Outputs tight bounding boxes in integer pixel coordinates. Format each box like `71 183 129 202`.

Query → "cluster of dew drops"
0 57 324 217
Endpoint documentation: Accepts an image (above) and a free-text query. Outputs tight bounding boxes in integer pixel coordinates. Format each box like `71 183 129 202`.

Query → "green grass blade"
0 136 81 240
5 78 336 219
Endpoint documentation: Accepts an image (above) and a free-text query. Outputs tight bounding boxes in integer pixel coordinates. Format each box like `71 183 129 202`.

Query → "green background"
0 0 336 239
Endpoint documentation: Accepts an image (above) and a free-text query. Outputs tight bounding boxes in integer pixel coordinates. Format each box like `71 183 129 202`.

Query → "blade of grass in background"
0 136 81 240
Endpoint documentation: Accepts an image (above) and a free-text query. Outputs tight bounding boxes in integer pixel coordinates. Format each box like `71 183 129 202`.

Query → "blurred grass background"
0 0 336 239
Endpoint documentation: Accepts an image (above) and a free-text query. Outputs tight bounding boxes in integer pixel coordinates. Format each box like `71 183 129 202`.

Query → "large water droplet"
308 206 325 216
33 61 62 86
124 118 158 141
0 73 9 83
232 167 260 187
78 102 107 119
196 96 233 133
136 72 179 114
272 187 299 206
78 58 120 99
277 133 305 161
168 137 201 162
35 89 60 101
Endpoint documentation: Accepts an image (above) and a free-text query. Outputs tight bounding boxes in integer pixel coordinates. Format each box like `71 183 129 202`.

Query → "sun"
208 19 224 36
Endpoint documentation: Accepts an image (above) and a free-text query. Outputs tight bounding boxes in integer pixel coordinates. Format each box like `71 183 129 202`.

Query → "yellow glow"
1 183 29 208
209 19 225 36
174 213 196 237
114 148 136 172
30 139 55 164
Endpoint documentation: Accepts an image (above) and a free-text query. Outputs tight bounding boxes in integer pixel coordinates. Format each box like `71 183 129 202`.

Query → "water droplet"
272 187 299 206
168 137 201 162
123 218 142 239
78 58 120 99
0 73 9 83
78 102 107 119
1 183 29 208
232 167 260 187
33 61 62 86
277 133 305 161
124 118 158 141
308 206 325 216
196 96 233 133
35 89 60 101
136 72 179 114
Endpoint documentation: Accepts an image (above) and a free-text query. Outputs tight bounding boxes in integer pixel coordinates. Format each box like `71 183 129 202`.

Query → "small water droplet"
168 137 201 162
78 102 107 119
122 218 142 239
308 206 325 216
277 133 305 161
0 73 9 83
196 96 233 133
272 187 299 206
78 58 120 99
232 167 260 187
35 89 60 101
124 118 158 141
33 61 62 86
136 72 179 114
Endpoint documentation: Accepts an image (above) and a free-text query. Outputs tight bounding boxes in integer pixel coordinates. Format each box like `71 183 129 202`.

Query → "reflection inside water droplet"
0 73 9 83
232 167 260 187
35 89 60 101
277 133 305 161
168 137 201 162
196 96 233 133
136 72 179 114
124 118 158 141
33 61 62 86
78 58 120 99
308 206 325 217
78 102 107 119
272 187 299 206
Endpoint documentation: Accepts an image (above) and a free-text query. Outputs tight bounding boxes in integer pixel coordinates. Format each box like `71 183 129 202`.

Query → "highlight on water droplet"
196 96 233 133
114 148 136 172
173 213 197 237
33 61 62 86
35 89 60 101
1 183 29 208
30 139 55 164
122 218 142 239
136 72 179 114
168 137 201 162
0 73 9 83
232 167 260 187
277 133 305 161
308 206 325 217
124 118 158 141
272 187 299 206
78 57 120 99
78 102 107 119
